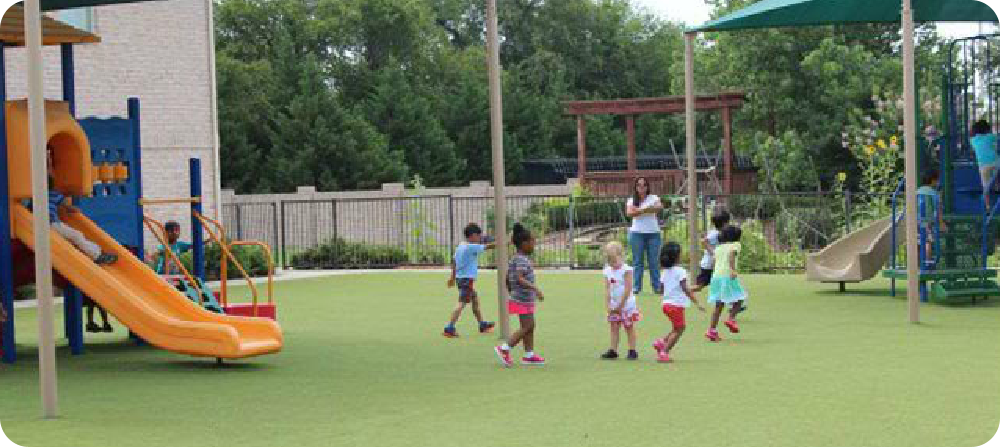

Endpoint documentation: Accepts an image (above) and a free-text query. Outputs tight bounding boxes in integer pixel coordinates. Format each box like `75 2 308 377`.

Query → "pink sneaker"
724 320 740 333
521 355 546 366
494 346 512 368
653 338 666 352
656 351 672 363
705 329 721 342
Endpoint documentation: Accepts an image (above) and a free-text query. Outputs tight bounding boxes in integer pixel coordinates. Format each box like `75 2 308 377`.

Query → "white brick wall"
3 0 219 252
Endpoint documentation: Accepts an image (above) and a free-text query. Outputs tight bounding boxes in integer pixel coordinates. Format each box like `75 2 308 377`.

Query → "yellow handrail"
230 241 274 305
192 211 261 316
143 215 206 305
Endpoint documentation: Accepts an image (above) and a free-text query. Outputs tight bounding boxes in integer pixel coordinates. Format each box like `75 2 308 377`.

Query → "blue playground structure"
885 33 1000 304
0 41 216 363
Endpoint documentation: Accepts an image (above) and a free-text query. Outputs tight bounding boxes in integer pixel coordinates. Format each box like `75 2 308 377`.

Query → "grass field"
1 272 999 447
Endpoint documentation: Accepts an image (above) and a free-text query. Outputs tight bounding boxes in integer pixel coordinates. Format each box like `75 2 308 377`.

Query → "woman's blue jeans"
628 231 662 293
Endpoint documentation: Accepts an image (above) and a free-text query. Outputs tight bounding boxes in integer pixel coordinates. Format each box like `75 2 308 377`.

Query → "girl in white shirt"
653 242 705 363
600 242 640 360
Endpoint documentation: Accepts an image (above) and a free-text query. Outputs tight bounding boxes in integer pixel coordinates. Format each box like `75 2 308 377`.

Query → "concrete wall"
3 0 218 251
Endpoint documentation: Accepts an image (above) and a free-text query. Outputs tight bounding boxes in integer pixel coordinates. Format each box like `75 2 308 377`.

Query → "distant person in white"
625 177 664 295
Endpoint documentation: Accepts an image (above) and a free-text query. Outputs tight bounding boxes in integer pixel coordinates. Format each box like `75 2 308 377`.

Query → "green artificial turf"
1 272 999 447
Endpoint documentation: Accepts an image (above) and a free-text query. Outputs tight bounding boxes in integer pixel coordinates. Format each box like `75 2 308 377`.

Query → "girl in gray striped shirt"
494 223 546 367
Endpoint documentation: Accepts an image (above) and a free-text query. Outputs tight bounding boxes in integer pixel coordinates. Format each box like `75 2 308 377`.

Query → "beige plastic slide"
806 217 905 283
11 203 283 359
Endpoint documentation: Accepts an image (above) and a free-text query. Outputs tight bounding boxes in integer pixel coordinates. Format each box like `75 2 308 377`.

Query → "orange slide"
11 203 283 359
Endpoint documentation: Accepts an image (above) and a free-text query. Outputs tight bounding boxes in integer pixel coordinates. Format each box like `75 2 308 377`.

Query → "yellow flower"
865 145 876 156
837 172 847 182
877 139 887 149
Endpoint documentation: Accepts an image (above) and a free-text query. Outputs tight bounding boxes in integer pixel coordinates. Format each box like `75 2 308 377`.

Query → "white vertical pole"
685 33 699 274
902 0 920 323
486 0 510 339
205 0 224 223
26 0 59 418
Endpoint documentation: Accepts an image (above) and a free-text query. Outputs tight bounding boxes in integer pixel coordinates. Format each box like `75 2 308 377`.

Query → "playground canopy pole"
26 0 60 418
204 0 224 223
486 0 510 339
902 0 920 323
685 33 699 274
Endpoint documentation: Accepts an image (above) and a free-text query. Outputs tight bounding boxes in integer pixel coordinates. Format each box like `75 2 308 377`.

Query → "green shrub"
177 243 272 281
290 237 408 269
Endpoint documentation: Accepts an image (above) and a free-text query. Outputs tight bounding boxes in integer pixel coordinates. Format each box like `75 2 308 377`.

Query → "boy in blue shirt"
444 223 497 338
149 221 194 274
970 120 999 207
917 170 946 270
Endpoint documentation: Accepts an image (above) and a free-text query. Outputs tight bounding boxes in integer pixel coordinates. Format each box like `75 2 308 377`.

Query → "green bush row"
176 243 272 281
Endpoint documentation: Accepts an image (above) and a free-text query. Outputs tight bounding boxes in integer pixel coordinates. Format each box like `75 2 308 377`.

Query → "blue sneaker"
443 326 458 338
479 321 495 333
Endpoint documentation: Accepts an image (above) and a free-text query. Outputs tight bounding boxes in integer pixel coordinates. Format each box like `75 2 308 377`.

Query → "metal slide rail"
193 211 268 316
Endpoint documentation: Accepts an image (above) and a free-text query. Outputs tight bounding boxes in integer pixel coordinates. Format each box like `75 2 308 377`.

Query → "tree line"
216 0 949 194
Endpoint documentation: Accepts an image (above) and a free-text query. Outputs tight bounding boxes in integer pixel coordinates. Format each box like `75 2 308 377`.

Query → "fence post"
568 194 576 269
845 190 853 234
330 199 340 245
235 204 243 240
279 200 287 270
272 202 280 269
448 196 455 255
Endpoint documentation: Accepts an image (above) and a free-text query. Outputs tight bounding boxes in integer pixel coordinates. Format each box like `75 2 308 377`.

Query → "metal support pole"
0 41 17 365
902 0 921 323
60 44 75 117
486 0 510 340
63 287 83 355
26 0 59 418
190 159 205 282
128 99 143 258
684 33 699 274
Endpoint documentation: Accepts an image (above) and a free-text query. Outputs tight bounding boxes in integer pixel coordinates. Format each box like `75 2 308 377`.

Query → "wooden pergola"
565 92 746 196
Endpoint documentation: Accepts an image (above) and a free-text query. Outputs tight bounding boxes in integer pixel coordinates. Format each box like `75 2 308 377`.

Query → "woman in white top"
625 177 664 295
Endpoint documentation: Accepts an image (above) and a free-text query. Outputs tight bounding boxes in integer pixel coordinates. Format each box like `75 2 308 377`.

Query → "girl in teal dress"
706 225 747 342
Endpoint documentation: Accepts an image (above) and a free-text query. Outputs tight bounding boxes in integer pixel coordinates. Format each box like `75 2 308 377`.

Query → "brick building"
2 0 221 250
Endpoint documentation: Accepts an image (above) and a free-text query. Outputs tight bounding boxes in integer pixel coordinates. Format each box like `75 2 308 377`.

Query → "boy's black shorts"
457 278 478 303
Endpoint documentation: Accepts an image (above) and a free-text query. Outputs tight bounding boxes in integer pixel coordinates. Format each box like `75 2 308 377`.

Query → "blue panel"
0 42 15 364
75 117 141 246
951 161 984 216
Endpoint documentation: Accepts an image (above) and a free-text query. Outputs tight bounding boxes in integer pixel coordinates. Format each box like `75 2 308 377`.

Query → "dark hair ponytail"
660 242 681 269
720 225 742 244
512 223 532 249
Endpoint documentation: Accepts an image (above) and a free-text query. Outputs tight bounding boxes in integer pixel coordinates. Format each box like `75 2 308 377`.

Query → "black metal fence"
221 192 895 272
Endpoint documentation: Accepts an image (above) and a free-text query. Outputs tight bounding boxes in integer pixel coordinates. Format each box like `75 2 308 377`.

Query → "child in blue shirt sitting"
36 148 118 266
970 120 999 207
149 221 194 274
444 223 497 337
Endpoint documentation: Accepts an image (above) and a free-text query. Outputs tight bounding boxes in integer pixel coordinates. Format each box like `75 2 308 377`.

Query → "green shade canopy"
26 0 162 11
689 0 998 32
